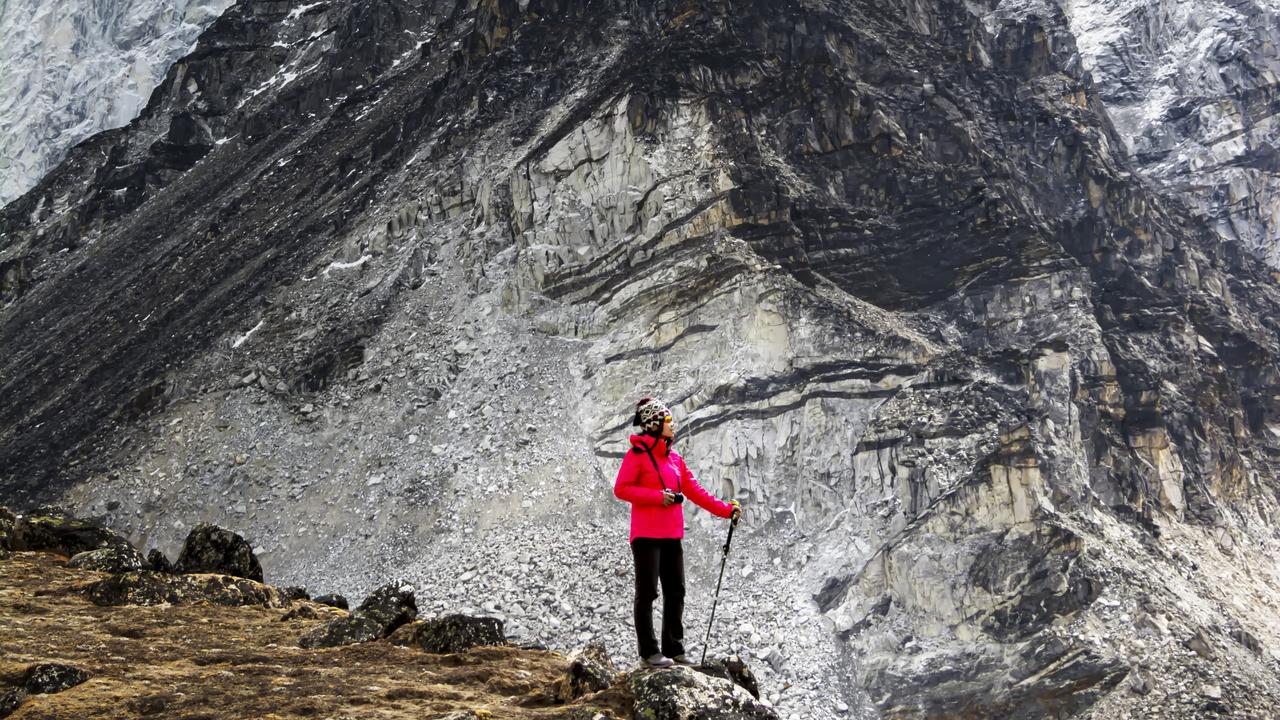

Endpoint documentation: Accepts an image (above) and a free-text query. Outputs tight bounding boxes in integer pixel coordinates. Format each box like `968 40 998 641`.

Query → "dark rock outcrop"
0 689 26 719
554 644 616 701
698 656 760 700
298 615 387 649
22 663 90 694
298 583 416 649
4 508 136 558
312 593 348 610
146 548 172 573
68 545 146 573
629 666 779 720
174 523 263 582
411 614 507 654
0 507 15 551
354 583 417 630
86 570 287 608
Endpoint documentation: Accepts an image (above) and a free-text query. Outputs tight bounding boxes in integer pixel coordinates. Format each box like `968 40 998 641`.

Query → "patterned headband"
635 397 671 430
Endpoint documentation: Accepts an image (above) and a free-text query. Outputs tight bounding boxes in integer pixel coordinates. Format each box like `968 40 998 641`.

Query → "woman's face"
661 414 674 439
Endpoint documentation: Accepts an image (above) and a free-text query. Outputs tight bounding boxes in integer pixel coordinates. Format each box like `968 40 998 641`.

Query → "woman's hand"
729 500 742 521
662 489 677 506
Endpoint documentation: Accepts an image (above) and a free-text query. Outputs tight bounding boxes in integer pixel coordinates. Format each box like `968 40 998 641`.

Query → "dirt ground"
0 552 632 719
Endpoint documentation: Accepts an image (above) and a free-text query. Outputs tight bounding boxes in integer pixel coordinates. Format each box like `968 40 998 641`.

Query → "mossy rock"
555 643 617 701
298 616 386 649
411 615 507 654
629 666 778 720
68 546 146 573
354 583 417 630
11 511 137 558
86 571 287 608
297 583 416 648
174 523 263 582
22 663 89 694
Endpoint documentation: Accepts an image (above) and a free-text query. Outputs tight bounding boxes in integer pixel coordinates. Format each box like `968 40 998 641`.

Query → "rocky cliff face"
1064 0 1280 267
4 0 1280 718
0 0 234 207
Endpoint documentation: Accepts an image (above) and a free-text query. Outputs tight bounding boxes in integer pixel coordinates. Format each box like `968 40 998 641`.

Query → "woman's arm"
676 455 734 518
614 451 666 506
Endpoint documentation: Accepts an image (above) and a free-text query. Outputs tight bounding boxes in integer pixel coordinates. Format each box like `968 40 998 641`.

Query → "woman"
613 396 741 667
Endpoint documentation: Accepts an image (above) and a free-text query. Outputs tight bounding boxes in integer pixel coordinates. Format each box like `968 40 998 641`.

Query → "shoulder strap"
637 438 681 493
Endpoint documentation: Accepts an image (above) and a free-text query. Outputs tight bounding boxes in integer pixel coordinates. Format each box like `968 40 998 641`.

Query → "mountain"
4 0 1280 717
1065 0 1280 266
0 0 233 206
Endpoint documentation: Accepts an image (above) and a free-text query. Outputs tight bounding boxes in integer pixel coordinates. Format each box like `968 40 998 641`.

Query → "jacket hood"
629 433 671 455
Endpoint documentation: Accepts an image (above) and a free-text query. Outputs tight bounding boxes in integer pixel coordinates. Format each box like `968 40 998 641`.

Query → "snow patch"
322 254 372 277
286 2 325 21
231 319 263 348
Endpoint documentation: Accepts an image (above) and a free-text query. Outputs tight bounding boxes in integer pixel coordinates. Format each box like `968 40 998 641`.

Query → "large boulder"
6 508 136 558
86 571 287 608
174 523 263 582
298 583 417 649
22 663 90 694
68 546 146 574
355 583 418 630
629 666 779 720
411 614 506 654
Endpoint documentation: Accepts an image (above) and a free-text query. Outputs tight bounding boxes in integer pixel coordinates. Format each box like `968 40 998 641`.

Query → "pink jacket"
614 434 734 542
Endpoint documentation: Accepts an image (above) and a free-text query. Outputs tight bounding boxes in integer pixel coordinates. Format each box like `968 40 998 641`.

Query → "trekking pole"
700 509 739 666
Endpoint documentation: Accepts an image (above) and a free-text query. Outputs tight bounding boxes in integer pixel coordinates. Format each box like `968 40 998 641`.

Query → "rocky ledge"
0 508 772 720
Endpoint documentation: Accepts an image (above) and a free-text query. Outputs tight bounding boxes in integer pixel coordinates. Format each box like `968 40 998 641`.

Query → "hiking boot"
671 653 698 666
643 653 675 668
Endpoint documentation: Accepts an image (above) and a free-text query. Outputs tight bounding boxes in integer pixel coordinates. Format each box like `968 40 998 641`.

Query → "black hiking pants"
630 537 685 659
